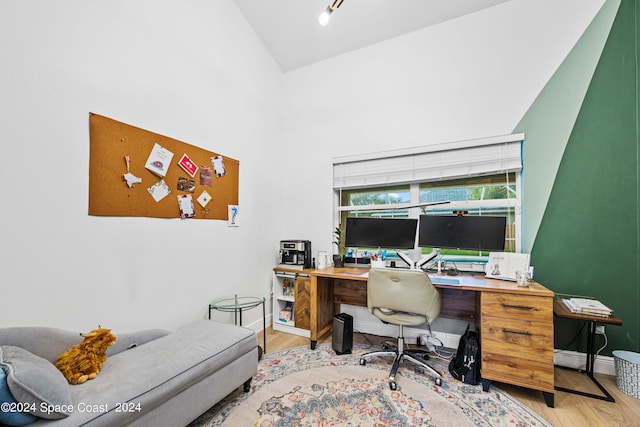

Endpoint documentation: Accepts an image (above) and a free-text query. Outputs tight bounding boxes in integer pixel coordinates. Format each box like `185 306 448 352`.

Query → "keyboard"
428 275 461 285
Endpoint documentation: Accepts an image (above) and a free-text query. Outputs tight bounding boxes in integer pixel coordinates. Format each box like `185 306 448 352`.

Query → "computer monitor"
418 215 506 251
344 217 418 249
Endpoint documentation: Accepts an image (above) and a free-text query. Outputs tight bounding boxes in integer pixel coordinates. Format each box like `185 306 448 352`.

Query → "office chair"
359 268 443 390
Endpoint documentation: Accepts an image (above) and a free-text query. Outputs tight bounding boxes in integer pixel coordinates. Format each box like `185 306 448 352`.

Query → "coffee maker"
279 240 312 269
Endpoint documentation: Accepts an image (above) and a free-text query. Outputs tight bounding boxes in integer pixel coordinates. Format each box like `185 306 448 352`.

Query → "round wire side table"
209 294 266 358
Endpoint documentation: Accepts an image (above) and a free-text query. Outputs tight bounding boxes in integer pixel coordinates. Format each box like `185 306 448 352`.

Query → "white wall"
0 0 283 332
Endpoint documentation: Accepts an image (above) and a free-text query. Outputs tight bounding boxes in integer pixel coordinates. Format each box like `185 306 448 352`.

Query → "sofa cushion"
0 327 170 363
0 328 81 364
0 366 38 426
0 346 72 420
106 329 170 356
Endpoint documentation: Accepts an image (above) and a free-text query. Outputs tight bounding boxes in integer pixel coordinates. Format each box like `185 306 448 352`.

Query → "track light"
319 0 344 26
318 7 332 26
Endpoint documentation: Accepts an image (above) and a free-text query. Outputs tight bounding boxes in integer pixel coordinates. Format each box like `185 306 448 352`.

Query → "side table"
209 294 266 358
553 298 623 402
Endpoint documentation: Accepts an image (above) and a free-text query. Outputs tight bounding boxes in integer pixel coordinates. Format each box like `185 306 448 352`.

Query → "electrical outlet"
595 325 605 335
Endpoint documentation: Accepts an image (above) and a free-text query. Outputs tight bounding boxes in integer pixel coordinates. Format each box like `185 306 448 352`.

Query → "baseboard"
243 313 273 334
554 349 616 376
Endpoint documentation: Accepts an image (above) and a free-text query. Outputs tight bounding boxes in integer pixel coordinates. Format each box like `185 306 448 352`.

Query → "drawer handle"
503 328 533 336
501 303 533 310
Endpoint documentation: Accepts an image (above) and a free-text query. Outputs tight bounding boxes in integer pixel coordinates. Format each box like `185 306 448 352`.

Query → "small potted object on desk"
371 249 387 268
333 227 345 267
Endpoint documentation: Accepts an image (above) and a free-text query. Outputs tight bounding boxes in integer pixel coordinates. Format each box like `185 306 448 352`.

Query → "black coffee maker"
279 240 312 268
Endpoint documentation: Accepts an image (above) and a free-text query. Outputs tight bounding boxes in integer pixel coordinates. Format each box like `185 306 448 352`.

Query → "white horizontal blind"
333 133 524 189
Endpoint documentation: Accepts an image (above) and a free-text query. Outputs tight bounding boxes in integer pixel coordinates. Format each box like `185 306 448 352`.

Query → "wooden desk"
553 298 623 402
309 267 556 407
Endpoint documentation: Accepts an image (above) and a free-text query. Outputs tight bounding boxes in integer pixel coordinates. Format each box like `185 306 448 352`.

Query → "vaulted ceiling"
232 0 511 72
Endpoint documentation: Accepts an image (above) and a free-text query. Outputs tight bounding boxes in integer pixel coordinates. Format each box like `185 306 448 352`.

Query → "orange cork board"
88 113 238 220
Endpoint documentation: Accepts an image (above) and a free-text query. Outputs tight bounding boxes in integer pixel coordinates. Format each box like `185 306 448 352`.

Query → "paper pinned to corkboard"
88 113 239 220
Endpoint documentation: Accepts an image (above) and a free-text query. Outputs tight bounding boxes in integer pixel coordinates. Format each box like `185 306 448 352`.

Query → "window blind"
333 133 524 189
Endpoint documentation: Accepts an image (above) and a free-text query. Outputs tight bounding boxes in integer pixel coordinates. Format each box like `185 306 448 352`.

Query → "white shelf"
272 320 310 338
275 319 295 327
272 270 310 338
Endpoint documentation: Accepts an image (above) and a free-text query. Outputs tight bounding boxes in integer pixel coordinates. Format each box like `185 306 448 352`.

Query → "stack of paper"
562 298 612 317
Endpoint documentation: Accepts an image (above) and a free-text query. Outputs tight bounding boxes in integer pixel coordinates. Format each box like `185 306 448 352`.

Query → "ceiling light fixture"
319 0 344 26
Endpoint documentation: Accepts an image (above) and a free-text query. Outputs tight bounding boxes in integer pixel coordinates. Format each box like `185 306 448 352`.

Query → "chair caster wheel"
435 377 442 386
389 381 397 390
359 358 366 366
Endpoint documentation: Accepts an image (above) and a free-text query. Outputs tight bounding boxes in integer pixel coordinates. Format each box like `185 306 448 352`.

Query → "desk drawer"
481 316 554 356
482 350 555 392
481 316 554 392
482 293 552 323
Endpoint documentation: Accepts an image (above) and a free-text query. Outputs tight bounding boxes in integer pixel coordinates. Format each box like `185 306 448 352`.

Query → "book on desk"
561 297 612 317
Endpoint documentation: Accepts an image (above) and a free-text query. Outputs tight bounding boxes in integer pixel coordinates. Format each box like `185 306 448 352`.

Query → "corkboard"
88 113 239 220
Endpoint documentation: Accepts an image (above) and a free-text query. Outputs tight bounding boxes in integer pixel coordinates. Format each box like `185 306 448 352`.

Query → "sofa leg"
243 378 252 393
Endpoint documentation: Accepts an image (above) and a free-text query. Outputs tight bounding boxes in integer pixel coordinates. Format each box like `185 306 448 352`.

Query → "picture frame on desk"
485 252 530 281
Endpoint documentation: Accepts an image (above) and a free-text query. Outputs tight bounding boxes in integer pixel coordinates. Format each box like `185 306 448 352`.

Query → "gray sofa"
0 320 258 426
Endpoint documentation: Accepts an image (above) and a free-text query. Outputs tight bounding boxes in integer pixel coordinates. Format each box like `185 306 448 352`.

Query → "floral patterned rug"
189 344 552 427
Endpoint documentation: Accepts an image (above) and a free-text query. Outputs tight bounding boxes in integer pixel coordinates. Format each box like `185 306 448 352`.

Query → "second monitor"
418 215 506 251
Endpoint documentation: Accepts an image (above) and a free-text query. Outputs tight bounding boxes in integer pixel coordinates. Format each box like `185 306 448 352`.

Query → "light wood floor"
258 327 640 427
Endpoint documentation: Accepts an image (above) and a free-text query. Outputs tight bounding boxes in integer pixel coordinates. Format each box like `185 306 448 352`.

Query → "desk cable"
553 322 586 368
353 330 379 350
553 322 609 372
418 321 455 362
355 329 454 361
594 332 608 362
420 334 455 361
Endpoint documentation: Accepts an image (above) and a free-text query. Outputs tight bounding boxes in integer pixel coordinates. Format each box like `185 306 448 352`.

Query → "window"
419 174 518 254
333 134 523 269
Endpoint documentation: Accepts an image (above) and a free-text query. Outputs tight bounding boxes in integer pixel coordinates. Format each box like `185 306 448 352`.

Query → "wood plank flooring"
258 327 640 426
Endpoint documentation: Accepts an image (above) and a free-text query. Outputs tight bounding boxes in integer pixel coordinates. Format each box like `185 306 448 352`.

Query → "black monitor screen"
345 217 418 249
418 215 506 251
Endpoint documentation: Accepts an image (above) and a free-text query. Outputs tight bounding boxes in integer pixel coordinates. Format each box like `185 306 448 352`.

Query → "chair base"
359 336 443 390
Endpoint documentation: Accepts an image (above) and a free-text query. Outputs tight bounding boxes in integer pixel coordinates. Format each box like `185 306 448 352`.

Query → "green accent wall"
518 0 621 254
526 0 638 355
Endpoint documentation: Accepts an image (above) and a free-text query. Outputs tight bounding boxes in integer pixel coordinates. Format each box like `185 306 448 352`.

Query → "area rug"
189 344 551 427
